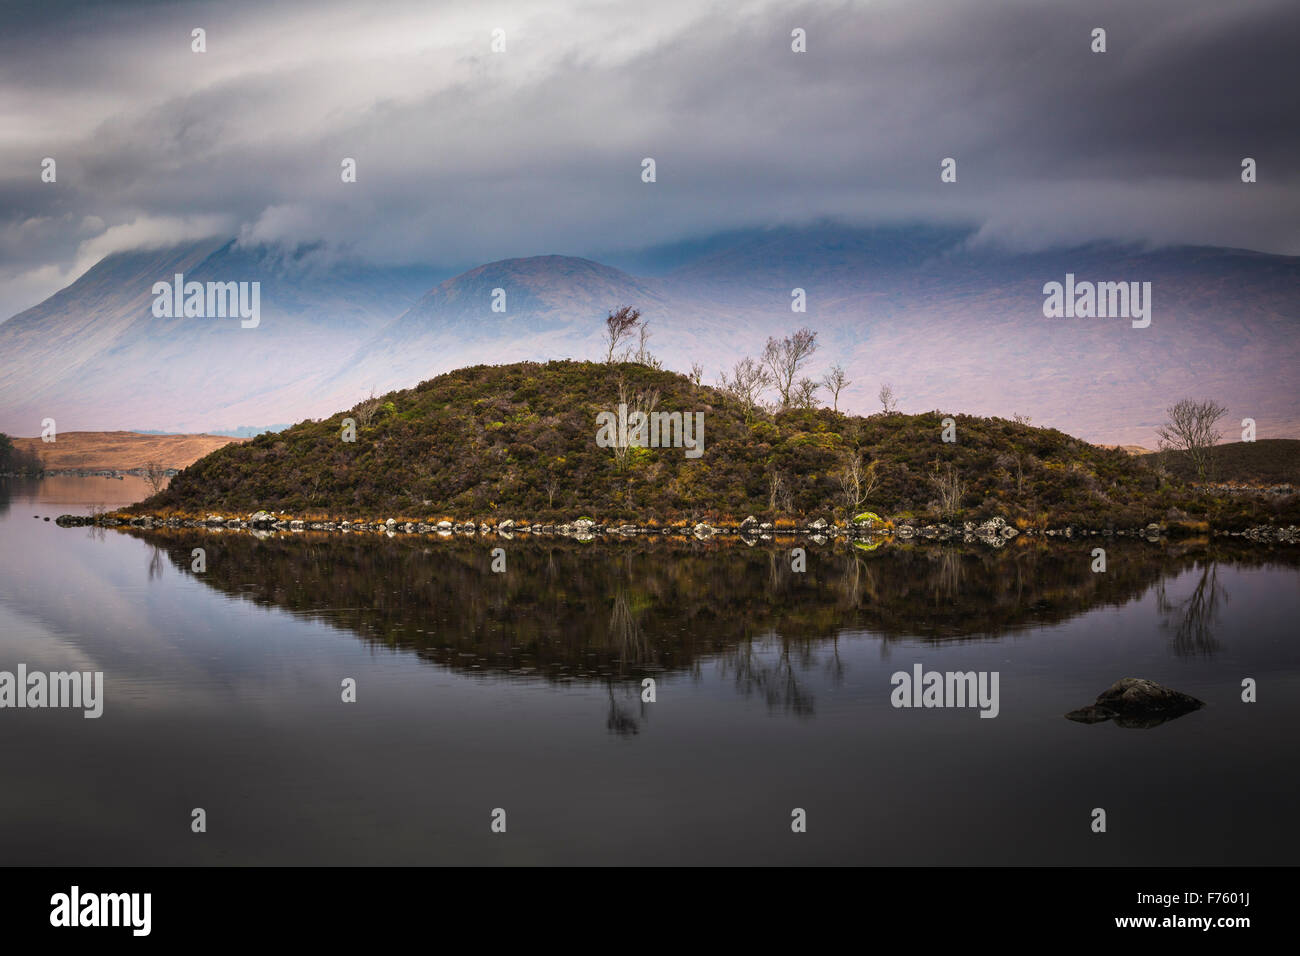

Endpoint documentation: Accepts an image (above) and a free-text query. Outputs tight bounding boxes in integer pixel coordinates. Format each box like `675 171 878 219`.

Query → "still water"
1 477 1297 865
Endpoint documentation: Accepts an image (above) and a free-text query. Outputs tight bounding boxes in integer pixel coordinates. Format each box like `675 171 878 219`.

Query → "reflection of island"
136 532 1300 712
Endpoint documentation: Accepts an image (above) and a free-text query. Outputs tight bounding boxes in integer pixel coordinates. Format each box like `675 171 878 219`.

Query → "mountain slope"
3 225 1297 447
0 239 440 434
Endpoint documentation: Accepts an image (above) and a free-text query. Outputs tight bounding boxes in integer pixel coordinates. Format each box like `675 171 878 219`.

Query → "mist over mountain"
1 224 1296 447
0 239 441 434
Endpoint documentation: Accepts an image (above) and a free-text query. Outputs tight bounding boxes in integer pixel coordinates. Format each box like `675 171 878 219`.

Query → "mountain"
2 225 1297 447
134 360 1298 531
0 239 440 434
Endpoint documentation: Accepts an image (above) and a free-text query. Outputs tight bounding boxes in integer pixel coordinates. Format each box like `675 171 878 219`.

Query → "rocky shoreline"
52 511 1300 545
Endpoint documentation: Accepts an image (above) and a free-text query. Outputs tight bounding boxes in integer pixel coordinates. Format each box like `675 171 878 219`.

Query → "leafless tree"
689 362 704 386
718 357 772 424
1012 412 1032 426
792 376 820 409
822 364 850 412
609 376 660 469
1156 398 1227 481
604 306 641 362
835 450 879 512
763 327 818 409
352 389 382 426
878 382 898 415
143 460 168 494
928 461 966 514
633 322 662 369
766 466 791 512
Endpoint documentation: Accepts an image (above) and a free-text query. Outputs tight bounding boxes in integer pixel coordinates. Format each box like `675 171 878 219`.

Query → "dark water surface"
1 477 1297 865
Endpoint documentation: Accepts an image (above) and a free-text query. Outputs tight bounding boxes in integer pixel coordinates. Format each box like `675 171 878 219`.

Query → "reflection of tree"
605 681 642 737
1155 561 1226 657
147 544 165 580
608 589 647 671
718 637 815 717
931 548 964 605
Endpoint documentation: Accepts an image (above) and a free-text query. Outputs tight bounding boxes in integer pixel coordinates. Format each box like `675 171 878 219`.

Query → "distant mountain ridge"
1 224 1297 447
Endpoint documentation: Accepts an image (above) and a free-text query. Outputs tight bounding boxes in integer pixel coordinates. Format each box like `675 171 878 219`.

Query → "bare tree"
1156 398 1227 481
928 461 966 514
604 306 641 362
143 460 168 495
822 364 850 412
835 450 879 512
1012 412 1032 426
792 377 821 409
633 322 662 369
689 362 704 387
766 466 791 512
878 382 898 415
352 388 382 426
763 327 818 409
718 357 772 424
608 376 660 469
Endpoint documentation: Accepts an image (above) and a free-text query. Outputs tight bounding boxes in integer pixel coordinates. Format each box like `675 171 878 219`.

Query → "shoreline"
53 511 1300 545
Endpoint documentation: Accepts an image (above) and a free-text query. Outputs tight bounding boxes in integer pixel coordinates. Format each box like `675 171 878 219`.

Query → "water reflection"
1156 561 1226 657
126 529 1300 695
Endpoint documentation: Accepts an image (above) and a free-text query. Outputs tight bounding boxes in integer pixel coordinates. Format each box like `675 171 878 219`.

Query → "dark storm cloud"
0 0 1296 317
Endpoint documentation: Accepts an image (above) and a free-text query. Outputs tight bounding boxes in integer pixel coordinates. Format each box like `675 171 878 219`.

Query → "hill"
1142 439 1300 486
137 361 1299 530
10 431 245 472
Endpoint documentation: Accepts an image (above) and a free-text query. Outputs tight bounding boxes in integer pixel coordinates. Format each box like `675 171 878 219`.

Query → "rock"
693 522 715 538
436 520 453 531
573 518 596 533
1066 678 1205 729
385 518 397 528
740 516 760 532
809 518 827 530
498 519 515 532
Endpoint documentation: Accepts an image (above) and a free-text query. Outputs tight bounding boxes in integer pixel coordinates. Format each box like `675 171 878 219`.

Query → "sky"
1 0 1297 319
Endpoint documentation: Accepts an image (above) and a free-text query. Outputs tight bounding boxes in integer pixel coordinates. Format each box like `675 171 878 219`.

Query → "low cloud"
1 0 1296 318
